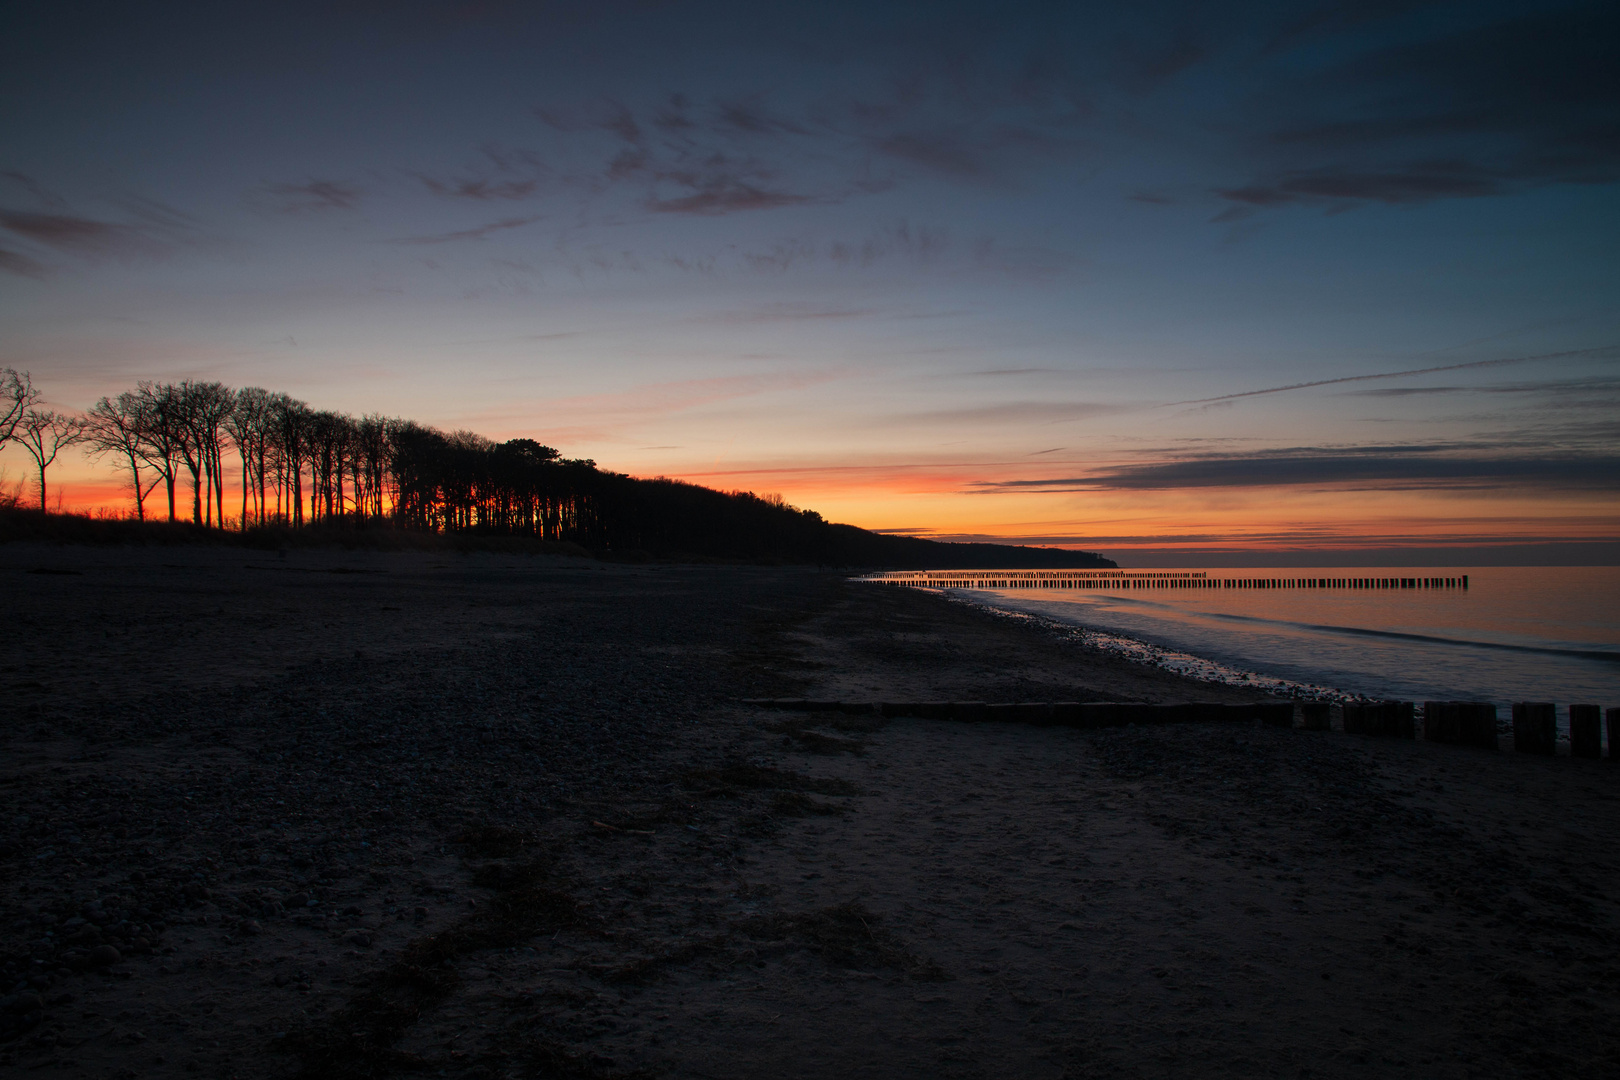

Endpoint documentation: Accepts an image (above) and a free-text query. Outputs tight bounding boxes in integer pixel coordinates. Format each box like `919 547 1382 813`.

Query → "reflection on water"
951 566 1620 709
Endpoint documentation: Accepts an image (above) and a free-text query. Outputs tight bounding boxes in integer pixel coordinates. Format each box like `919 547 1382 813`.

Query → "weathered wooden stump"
1014 702 1054 725
1300 702 1331 731
913 701 950 720
1609 708 1620 761
1078 702 1122 727
1257 702 1296 728
949 701 989 723
1343 703 1370 735
1049 702 1082 726
1186 702 1227 723
1569 704 1601 759
1512 702 1556 755
1114 703 1154 725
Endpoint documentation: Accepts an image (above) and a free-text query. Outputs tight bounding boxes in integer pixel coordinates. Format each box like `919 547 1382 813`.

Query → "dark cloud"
877 131 987 177
972 445 1620 493
829 221 948 267
1 170 66 208
265 179 363 212
0 247 48 278
598 101 642 144
1221 6 1620 210
384 215 543 244
0 208 164 257
717 99 812 136
644 181 814 216
419 176 539 200
1164 347 1618 407
1216 163 1501 210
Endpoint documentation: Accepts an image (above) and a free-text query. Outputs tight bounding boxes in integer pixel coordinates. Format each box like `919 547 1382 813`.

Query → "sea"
923 567 1620 722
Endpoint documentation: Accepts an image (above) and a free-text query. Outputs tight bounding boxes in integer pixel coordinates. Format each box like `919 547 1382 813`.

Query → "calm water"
948 567 1620 711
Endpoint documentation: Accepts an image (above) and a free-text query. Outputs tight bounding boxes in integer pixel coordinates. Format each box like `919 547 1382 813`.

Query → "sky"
2 0 1617 564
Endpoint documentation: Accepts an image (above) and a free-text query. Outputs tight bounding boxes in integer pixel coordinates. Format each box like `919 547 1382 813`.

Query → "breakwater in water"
864 569 1467 590
859 565 1620 716
742 697 1620 758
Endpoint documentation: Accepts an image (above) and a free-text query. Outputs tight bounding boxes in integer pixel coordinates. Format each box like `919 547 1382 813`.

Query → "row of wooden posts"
741 698 1620 757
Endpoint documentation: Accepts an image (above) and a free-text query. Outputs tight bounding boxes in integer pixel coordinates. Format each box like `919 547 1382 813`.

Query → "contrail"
1162 346 1617 407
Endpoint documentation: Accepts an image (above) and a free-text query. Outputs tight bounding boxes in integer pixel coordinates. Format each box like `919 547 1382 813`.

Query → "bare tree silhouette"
1 368 41 449
225 387 275 527
16 406 90 511
87 391 162 520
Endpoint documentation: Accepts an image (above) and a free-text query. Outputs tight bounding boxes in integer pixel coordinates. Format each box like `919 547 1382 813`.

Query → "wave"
1054 592 1620 663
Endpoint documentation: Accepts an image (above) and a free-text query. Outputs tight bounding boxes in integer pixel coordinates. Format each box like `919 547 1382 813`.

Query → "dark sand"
2 546 1617 1078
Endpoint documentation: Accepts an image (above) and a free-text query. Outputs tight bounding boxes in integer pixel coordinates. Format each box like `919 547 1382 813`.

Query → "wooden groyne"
741 698 1618 758
861 570 1468 591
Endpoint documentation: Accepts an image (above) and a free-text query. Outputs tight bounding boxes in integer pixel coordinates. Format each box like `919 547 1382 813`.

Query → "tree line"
0 368 1115 567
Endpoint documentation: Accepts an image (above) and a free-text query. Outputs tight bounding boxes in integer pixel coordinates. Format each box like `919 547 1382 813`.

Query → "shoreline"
2 546 1617 1077
935 587 1370 704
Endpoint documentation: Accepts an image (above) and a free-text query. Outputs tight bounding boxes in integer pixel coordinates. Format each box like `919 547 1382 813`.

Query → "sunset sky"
3 1 1617 563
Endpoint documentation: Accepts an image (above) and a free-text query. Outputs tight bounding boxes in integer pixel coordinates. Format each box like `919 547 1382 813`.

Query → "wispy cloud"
970 445 1620 493
265 179 363 212
384 215 543 244
1163 347 1619 407
690 303 879 325
0 246 47 278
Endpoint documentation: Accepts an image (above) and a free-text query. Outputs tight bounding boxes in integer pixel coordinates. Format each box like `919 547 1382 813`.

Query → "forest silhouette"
1 370 1115 568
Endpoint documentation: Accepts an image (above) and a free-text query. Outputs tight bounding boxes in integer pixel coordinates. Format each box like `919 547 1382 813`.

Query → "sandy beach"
2 545 1618 1078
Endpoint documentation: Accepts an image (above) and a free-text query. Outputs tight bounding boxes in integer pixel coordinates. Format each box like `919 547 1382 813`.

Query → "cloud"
0 208 166 258
420 176 539 200
1163 347 1619 407
265 179 362 212
1 170 67 208
1216 164 1501 210
971 237 1075 281
717 99 812 136
899 401 1119 426
877 131 988 177
0 247 47 278
1220 6 1620 211
644 181 815 215
692 303 879 324
384 215 543 244
971 445 1620 493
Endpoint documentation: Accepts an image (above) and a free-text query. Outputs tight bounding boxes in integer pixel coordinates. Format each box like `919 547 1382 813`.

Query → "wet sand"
1 545 1617 1078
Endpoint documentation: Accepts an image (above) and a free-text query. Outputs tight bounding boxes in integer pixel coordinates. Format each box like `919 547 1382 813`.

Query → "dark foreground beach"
2 546 1617 1079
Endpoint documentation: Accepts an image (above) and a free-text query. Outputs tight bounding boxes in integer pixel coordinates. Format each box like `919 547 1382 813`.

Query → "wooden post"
950 702 989 723
1015 702 1054 725
1050 702 1082 727
1609 708 1620 760
1257 702 1295 728
1300 702 1331 731
1512 702 1556 755
1077 702 1121 728
1569 704 1601 759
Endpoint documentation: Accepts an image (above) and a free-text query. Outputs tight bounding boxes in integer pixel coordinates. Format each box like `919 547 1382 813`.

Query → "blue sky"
2 1 1617 560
